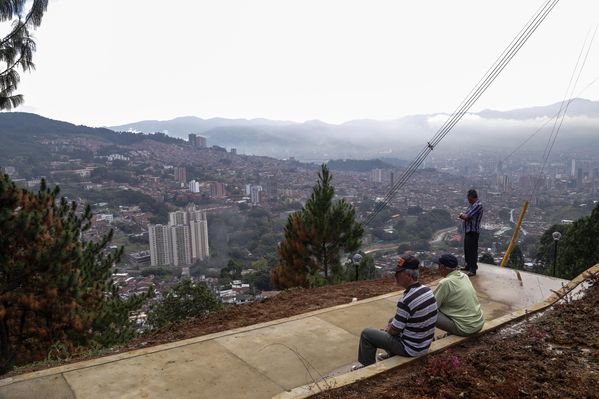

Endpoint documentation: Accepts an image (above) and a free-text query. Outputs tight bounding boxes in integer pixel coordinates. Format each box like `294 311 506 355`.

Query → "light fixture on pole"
352 253 363 281
552 231 562 277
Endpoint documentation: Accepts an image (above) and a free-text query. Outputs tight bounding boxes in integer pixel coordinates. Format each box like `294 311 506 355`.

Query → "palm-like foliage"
0 0 48 110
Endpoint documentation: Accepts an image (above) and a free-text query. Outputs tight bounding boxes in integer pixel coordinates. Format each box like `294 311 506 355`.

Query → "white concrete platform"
0 264 569 399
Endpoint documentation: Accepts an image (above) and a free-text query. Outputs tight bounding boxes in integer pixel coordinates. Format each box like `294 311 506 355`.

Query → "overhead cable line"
530 24 598 198
363 0 561 227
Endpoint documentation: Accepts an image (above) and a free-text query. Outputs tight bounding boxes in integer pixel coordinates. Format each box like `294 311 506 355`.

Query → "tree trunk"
322 243 328 279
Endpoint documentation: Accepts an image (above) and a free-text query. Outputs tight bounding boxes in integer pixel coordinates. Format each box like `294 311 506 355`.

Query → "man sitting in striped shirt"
355 255 438 368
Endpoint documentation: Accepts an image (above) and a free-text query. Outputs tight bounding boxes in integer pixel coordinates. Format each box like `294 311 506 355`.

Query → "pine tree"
0 174 148 373
506 245 525 270
553 203 599 279
0 0 48 110
479 252 495 265
147 280 221 329
535 204 599 279
272 165 363 288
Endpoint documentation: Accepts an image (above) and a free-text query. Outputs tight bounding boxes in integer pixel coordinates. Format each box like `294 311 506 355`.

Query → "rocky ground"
310 272 599 399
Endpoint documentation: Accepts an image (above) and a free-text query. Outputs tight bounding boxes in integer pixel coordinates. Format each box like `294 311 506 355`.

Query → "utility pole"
552 231 562 277
352 253 363 281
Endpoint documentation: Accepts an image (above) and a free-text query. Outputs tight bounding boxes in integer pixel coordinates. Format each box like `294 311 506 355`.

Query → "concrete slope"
0 264 567 399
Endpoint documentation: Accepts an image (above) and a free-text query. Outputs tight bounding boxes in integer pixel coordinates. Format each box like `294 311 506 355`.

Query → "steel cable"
363 0 561 227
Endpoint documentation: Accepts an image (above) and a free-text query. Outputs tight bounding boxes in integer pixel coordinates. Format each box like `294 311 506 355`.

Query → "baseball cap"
396 255 420 271
437 254 458 268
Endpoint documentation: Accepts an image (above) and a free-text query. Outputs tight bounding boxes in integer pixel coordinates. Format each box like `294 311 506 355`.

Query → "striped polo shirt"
391 282 438 356
463 199 483 233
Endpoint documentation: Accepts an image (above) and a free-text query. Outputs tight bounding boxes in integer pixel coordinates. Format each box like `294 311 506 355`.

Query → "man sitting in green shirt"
434 254 484 336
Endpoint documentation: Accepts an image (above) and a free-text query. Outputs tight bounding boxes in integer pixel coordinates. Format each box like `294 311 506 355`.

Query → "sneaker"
351 363 365 371
467 271 477 277
377 352 391 361
460 267 470 271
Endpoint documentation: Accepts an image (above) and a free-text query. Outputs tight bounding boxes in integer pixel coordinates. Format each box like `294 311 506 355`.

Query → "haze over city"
16 0 599 128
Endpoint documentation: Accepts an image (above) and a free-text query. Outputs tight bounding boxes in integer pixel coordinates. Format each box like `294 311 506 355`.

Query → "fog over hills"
107 98 599 160
1 99 597 162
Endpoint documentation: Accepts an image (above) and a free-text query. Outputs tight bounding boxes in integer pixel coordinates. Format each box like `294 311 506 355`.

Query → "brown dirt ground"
311 273 599 399
6 269 436 377
128 269 435 348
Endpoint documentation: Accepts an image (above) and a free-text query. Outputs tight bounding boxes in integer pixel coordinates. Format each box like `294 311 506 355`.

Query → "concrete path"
0 264 567 399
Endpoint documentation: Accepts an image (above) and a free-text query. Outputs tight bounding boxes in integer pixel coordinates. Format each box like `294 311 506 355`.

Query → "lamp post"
552 231 562 277
352 253 363 281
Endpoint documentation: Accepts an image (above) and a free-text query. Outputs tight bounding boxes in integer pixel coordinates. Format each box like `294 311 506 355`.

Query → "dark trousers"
464 232 479 272
358 328 409 366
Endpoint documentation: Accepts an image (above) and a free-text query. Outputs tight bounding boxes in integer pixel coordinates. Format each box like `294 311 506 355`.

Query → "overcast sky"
14 0 599 127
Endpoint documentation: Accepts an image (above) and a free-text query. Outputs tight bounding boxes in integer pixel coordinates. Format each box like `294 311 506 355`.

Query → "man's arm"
385 323 402 336
433 281 448 309
388 302 410 336
461 203 482 221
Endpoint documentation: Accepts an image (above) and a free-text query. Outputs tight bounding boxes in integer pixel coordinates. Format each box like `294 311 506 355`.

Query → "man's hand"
385 323 401 336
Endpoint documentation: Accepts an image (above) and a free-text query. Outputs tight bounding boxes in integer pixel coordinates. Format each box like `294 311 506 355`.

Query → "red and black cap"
396 255 420 271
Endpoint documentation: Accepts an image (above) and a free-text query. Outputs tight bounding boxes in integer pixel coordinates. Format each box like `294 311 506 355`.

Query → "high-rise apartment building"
188 133 207 148
250 185 263 204
169 210 188 226
174 166 187 183
189 210 210 261
196 136 207 148
170 224 192 266
209 182 226 198
148 224 172 266
371 168 382 183
148 208 210 267
189 180 200 193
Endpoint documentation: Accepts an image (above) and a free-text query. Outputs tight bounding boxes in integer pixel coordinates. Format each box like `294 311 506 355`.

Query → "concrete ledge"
0 285 411 387
272 264 599 399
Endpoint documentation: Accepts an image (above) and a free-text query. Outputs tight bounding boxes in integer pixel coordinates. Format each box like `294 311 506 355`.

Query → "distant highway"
363 242 401 254
363 226 458 255
509 208 528 236
430 226 458 243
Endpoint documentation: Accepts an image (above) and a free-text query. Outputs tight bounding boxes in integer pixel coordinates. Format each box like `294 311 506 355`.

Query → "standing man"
354 255 437 368
459 189 483 276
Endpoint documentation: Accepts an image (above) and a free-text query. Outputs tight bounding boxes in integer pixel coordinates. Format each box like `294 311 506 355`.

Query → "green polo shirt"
433 270 485 335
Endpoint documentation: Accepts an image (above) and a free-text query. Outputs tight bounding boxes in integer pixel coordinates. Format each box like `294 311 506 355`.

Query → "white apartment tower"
169 210 188 226
148 224 172 266
170 224 192 266
371 169 383 183
189 210 210 261
148 208 210 267
250 185 263 204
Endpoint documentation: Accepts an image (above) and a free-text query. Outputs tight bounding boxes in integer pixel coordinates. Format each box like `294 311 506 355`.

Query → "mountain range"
0 99 598 163
108 98 599 159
